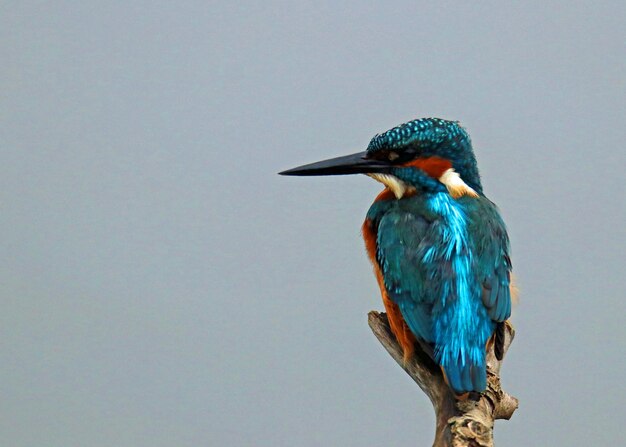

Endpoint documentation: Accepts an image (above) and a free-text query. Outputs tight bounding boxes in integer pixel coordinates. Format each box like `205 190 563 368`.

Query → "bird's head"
280 118 483 199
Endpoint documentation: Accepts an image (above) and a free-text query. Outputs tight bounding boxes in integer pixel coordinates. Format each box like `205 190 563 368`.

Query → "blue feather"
489 281 500 309
370 190 510 393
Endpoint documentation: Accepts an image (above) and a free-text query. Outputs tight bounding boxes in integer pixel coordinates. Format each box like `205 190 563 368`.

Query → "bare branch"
368 311 518 447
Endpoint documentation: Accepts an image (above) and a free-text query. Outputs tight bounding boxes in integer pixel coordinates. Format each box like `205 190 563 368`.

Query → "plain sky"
1 1 625 446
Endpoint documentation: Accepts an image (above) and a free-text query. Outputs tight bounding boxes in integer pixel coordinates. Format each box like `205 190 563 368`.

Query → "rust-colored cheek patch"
404 156 452 179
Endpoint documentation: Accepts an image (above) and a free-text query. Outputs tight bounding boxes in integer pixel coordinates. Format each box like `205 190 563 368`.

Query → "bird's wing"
375 207 437 343
374 196 512 392
468 198 512 323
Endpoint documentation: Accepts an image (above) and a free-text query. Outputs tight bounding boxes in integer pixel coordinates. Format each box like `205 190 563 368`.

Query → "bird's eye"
388 151 400 161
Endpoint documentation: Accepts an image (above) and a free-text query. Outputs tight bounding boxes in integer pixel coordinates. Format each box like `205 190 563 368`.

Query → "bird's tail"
441 353 487 394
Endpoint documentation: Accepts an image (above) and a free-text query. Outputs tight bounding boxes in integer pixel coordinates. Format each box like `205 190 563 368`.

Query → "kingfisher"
279 118 512 394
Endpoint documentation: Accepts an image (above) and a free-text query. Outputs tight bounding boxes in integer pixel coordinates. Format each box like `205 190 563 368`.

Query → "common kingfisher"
280 118 512 394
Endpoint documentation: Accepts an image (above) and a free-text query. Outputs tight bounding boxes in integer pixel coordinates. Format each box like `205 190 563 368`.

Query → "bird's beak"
279 151 391 176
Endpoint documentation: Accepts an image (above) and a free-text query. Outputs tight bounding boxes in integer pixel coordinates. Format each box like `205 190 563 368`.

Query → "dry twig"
368 311 518 447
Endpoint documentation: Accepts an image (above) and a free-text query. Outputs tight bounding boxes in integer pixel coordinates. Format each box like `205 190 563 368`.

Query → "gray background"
2 1 625 446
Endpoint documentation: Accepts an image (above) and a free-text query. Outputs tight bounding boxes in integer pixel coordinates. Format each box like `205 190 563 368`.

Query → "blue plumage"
367 190 510 393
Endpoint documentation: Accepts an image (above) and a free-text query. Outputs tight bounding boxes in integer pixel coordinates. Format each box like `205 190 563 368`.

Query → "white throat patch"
367 173 413 199
367 168 477 200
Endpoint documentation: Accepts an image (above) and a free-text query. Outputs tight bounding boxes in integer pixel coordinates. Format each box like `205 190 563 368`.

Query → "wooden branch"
368 311 518 447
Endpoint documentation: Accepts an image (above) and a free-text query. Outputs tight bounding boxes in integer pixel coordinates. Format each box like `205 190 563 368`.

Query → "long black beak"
279 151 391 176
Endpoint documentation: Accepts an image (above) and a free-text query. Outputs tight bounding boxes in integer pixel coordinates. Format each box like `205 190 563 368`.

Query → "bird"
279 117 512 394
